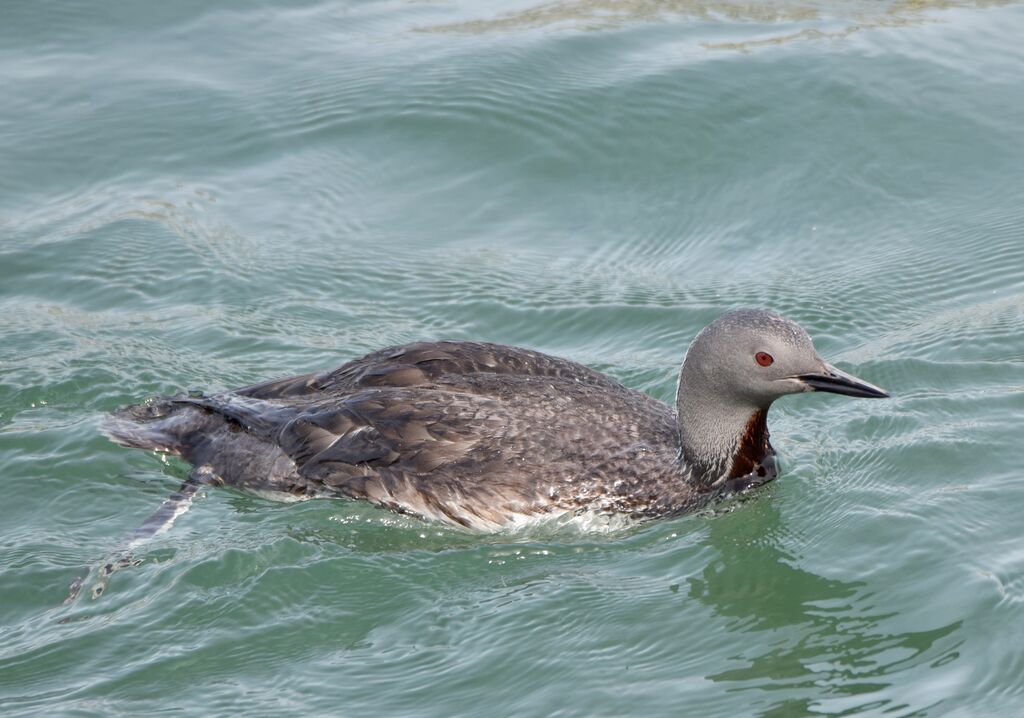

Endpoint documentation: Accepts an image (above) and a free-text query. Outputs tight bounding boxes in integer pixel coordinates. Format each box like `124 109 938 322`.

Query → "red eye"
755 352 774 367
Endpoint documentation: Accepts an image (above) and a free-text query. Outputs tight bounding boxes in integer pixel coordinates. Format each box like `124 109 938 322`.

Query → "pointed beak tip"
799 365 890 399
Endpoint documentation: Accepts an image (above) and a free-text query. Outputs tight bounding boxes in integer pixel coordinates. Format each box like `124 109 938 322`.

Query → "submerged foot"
62 470 211 603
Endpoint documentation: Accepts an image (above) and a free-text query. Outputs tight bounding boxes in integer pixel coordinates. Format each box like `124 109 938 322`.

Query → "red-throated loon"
66 309 888 600
102 309 888 532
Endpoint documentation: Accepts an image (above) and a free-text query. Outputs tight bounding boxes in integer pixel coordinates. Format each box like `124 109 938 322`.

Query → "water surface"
1 1 1023 716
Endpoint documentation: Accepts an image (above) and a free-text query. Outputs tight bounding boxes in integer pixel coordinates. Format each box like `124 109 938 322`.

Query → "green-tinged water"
1 1 1023 715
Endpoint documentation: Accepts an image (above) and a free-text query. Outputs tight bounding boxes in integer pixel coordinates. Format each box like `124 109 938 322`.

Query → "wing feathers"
147 340 674 526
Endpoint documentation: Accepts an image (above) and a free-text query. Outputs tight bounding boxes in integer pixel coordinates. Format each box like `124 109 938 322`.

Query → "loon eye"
755 352 774 367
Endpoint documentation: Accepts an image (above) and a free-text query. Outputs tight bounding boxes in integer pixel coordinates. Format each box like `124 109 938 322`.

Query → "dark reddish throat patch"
728 409 772 479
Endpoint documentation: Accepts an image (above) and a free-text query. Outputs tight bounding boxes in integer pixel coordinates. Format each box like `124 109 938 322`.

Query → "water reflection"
689 501 962 716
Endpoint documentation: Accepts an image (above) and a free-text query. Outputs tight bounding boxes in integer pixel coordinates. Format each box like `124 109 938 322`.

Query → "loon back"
105 340 690 529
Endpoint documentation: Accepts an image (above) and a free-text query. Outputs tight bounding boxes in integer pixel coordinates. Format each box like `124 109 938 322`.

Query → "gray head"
676 308 887 481
680 308 888 408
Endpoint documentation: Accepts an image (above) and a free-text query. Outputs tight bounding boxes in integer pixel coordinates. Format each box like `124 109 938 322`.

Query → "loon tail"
100 399 192 455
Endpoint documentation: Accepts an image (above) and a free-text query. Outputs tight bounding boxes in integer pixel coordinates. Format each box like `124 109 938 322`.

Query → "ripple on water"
1 0 1024 714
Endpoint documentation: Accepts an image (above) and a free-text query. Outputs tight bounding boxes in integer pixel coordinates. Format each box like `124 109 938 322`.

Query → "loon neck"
724 409 771 480
675 388 773 487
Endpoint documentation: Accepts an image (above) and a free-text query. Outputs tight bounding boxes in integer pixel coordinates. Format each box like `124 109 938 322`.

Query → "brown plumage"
104 310 888 531
107 341 712 529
